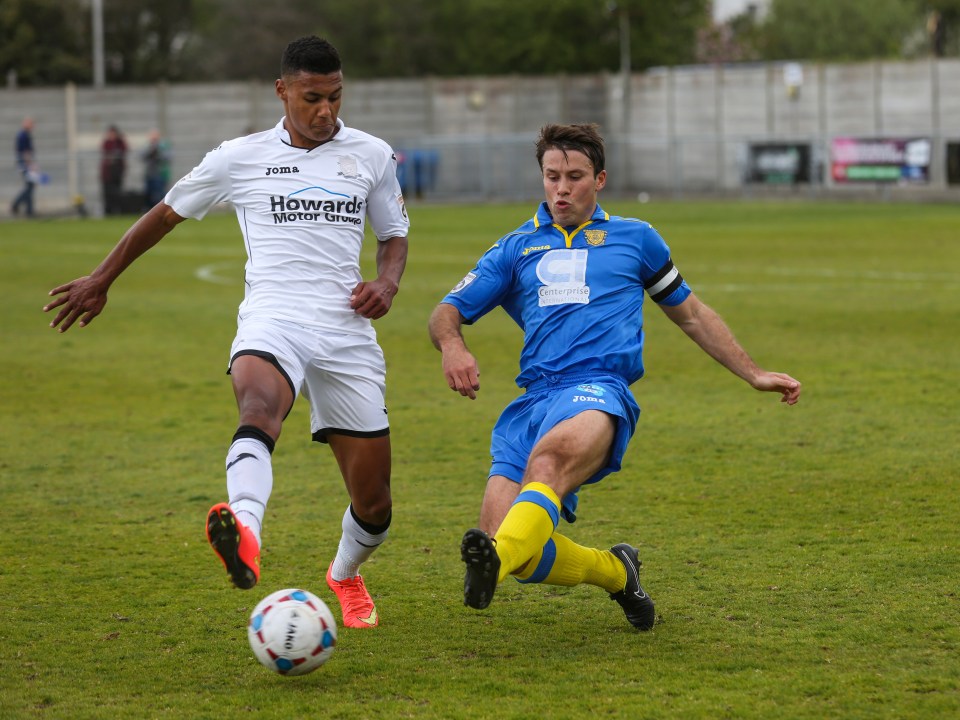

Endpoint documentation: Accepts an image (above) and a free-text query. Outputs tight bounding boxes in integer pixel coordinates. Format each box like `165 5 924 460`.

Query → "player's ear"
275 78 287 101
595 169 607 192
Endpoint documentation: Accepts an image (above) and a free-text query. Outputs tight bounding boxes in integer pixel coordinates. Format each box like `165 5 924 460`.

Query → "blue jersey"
442 202 691 389
15 128 33 171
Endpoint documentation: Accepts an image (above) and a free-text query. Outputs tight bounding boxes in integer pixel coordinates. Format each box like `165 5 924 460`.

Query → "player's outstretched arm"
658 293 801 405
44 202 186 332
350 235 408 320
428 302 481 400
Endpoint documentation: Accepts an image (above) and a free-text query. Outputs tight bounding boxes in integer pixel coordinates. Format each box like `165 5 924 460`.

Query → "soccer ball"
247 588 337 675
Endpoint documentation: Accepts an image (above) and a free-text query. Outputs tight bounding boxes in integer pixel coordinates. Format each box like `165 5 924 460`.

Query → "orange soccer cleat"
325 563 379 628
206 503 260 590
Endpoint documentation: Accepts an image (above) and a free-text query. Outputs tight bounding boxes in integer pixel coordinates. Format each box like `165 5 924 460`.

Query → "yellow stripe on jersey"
552 220 594 248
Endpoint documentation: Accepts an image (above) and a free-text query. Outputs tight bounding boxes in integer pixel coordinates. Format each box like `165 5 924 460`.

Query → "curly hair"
281 36 342 77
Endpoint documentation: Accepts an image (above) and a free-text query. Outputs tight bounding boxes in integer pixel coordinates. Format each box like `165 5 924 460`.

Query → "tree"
100 0 197 82
918 0 960 55
0 0 713 85
759 0 920 61
0 0 89 85
322 0 710 78
189 0 334 81
696 9 765 64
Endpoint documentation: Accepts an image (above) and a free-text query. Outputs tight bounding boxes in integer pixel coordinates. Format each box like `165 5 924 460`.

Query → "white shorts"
229 318 389 443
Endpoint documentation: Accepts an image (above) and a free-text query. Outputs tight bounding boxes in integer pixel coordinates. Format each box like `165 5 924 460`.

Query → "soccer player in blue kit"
429 123 801 630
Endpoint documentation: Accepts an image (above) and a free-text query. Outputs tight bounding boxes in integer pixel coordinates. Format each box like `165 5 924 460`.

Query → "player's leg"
504 384 655 629
461 475 519 609
462 409 615 609
486 453 625 594
307 332 391 628
494 409 615 580
465 471 655 628
510 532 654 630
207 349 296 590
513 532 623 589
229 353 295 536
328 433 393 577
323 433 391 628
478 474 520 536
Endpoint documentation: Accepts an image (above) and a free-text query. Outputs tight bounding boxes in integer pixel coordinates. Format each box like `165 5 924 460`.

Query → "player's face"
541 148 606 227
276 70 343 149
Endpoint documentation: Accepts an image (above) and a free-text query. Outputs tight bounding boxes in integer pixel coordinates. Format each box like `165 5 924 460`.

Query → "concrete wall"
2 58 958 215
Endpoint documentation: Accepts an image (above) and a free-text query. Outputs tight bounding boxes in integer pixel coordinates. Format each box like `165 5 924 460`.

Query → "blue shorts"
489 374 640 523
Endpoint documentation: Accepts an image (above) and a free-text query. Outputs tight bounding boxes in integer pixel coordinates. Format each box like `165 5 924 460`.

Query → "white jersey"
165 118 409 335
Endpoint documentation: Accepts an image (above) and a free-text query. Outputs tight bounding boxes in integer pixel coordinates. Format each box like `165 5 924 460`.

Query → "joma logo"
266 166 300 176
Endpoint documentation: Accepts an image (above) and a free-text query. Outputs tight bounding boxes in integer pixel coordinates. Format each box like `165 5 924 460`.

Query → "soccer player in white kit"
44 37 409 629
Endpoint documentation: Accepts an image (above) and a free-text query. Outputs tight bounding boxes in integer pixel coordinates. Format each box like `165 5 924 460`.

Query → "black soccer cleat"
460 528 500 610
609 543 656 630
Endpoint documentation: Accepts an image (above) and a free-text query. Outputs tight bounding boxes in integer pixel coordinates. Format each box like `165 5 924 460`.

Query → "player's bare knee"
237 403 283 439
351 494 392 526
524 452 562 484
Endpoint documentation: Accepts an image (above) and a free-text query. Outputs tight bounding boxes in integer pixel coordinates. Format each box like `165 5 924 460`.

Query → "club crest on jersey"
584 230 607 246
338 155 360 179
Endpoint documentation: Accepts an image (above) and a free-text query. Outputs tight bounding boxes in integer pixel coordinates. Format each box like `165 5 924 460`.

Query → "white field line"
195 261 242 285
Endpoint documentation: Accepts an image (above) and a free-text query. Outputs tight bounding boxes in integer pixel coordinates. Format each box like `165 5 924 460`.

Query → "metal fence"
3 58 959 216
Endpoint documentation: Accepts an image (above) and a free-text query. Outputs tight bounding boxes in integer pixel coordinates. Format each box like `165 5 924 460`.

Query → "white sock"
226 437 273 548
329 505 390 581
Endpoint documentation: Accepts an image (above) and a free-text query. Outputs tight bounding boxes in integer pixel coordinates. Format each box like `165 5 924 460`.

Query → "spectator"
12 117 36 217
100 125 128 215
142 129 171 209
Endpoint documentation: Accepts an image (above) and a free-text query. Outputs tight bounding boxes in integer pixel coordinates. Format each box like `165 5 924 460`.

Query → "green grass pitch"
2 199 958 718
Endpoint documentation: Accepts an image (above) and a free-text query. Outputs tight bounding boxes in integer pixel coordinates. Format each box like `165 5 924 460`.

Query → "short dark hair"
535 123 605 175
281 36 342 77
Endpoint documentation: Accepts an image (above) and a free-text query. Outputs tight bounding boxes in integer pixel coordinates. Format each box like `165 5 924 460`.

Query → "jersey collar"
532 201 608 228
532 202 609 248
274 117 347 149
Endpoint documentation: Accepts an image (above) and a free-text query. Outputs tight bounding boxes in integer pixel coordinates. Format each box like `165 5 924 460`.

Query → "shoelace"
335 576 374 610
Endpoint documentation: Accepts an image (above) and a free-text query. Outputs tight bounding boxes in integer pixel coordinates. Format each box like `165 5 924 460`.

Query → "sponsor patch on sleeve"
451 272 477 293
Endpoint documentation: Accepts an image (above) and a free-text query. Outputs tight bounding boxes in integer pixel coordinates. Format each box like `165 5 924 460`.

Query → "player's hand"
44 276 108 332
441 347 481 400
349 278 397 320
752 371 801 405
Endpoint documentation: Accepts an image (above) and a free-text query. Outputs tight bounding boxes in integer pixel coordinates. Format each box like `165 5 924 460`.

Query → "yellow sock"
493 482 561 583
513 532 627 592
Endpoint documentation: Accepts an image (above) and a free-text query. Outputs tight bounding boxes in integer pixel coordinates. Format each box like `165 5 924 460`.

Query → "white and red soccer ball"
247 588 337 675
